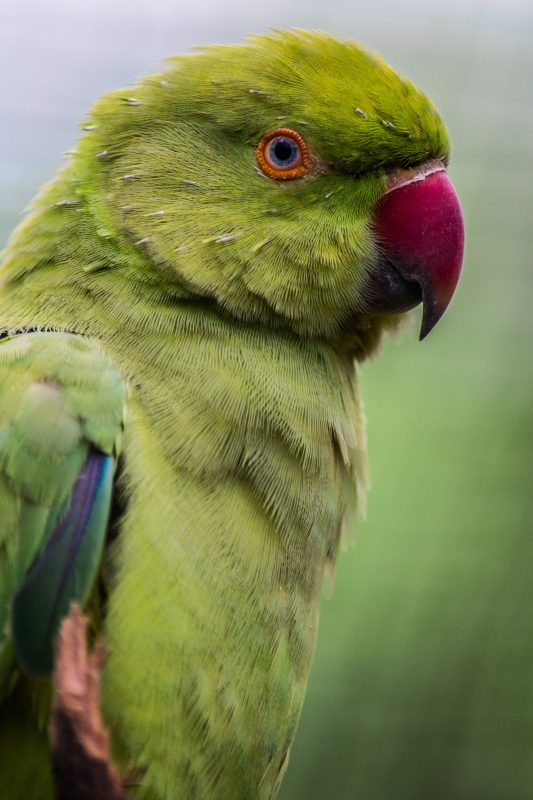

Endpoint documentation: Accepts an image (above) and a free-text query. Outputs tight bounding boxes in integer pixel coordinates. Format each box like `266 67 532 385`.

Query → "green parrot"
0 30 464 800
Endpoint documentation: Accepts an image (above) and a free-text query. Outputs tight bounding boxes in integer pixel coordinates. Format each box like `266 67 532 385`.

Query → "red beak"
368 160 465 340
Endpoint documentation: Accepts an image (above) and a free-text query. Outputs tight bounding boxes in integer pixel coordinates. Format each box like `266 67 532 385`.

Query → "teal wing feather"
12 451 114 677
0 332 126 690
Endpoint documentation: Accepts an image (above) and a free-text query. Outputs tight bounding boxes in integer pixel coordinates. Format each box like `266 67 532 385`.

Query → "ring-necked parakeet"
0 30 464 800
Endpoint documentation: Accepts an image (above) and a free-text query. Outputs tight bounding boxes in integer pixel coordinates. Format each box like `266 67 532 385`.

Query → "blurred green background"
2 1 533 797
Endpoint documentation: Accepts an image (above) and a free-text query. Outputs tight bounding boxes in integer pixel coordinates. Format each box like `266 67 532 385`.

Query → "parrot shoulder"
0 331 126 691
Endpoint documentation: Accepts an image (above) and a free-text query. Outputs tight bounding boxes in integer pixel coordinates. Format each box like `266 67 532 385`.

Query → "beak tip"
419 315 433 341
418 297 449 340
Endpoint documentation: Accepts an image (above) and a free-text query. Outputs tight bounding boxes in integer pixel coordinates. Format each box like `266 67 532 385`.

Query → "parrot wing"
0 332 126 686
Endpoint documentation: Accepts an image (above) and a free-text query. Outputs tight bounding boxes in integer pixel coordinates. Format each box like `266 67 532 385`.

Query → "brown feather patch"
50 603 129 800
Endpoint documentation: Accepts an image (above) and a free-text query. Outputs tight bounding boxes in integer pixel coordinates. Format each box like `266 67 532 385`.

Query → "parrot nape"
0 30 464 800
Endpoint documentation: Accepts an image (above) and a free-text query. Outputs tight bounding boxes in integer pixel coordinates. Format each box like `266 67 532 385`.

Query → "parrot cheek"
365 161 465 339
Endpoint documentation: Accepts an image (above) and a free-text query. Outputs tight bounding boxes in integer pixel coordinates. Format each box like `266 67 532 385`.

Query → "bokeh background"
2 1 533 797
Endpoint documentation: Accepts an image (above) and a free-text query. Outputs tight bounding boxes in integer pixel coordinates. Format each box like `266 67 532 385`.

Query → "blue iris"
267 136 299 168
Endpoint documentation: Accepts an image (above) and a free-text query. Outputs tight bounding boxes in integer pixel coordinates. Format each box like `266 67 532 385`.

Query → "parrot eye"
256 128 311 180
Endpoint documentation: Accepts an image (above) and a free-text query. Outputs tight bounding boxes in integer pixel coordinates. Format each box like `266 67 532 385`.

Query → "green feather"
0 333 125 691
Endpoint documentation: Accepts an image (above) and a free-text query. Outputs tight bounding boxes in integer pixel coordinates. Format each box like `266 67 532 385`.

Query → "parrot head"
78 29 463 355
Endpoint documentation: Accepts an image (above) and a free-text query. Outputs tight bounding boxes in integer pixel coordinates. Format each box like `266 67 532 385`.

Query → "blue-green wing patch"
12 451 114 677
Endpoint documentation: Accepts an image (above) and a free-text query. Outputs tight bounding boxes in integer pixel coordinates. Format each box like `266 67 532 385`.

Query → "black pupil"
273 138 295 163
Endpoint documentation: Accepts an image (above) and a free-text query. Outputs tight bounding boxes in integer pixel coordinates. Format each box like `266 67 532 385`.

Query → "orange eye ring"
256 128 311 180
